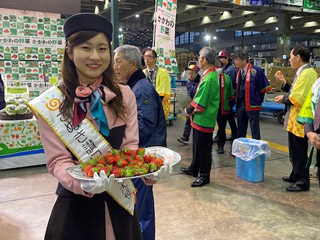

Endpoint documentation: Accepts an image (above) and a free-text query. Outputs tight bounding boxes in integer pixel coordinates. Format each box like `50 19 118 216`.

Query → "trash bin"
232 138 271 183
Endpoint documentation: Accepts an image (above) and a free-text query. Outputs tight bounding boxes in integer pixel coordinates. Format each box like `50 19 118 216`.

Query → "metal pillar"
276 13 291 59
111 0 119 49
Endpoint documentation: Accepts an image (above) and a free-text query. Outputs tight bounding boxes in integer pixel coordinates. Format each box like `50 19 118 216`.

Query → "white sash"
28 86 136 215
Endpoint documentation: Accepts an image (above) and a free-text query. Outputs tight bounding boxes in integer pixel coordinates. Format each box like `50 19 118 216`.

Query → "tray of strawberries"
66 146 181 181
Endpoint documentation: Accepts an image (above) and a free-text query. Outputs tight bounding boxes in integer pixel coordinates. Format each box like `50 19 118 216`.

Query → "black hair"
142 48 157 58
234 50 249 61
292 45 310 63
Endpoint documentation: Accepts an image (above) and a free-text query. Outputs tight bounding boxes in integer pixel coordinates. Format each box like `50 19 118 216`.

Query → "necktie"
313 100 320 132
148 70 153 82
241 69 245 79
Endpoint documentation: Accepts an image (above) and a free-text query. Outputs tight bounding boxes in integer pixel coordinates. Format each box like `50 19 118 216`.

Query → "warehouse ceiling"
80 0 320 47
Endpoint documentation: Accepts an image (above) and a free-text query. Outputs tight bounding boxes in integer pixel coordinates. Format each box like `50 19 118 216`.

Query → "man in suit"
234 51 272 140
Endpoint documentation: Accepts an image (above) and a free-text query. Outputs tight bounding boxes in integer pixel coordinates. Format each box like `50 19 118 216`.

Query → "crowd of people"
25 12 320 240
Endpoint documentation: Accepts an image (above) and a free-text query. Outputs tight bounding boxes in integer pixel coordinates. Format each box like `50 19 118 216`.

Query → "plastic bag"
232 138 271 161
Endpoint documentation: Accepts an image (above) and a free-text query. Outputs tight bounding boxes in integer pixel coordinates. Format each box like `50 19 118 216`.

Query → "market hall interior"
1 114 320 240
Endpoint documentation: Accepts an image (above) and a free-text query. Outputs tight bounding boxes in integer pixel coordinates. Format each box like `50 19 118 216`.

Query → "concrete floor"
1 111 320 240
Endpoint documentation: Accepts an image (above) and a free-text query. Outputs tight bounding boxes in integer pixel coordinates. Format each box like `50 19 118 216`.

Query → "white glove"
146 162 171 180
81 171 115 194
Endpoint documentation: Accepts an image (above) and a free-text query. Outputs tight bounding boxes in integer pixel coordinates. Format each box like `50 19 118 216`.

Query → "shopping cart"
167 88 181 126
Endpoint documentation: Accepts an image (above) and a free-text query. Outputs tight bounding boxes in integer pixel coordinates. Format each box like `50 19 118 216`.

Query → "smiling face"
68 33 110 84
113 52 137 82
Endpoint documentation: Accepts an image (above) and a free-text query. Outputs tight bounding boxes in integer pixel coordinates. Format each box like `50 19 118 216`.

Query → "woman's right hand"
274 71 286 84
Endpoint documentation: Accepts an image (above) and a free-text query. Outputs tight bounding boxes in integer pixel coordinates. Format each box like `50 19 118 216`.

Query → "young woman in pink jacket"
33 13 142 240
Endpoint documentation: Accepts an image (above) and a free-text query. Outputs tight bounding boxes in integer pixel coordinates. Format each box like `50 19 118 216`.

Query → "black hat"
64 13 113 40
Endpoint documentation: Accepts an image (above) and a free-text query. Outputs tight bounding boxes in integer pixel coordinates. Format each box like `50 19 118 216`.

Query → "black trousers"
182 116 192 141
188 128 213 180
237 101 261 140
217 111 228 148
227 111 238 139
288 132 310 187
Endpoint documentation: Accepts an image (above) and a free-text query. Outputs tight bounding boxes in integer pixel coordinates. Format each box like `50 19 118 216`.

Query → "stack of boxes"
267 66 297 92
176 52 198 75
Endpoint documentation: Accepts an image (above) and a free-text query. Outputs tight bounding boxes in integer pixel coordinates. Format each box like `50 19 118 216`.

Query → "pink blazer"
36 84 139 196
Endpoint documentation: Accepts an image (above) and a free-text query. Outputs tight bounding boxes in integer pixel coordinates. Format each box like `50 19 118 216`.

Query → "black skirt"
44 183 142 240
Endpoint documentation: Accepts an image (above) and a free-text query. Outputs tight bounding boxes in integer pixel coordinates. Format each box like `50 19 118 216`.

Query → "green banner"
303 0 320 13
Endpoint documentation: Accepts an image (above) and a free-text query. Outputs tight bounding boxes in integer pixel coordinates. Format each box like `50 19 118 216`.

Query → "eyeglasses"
143 55 154 59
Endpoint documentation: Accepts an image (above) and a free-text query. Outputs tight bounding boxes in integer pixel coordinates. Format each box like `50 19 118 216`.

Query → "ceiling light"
185 5 196 10
264 17 277 24
244 21 255 28
205 34 211 41
242 11 255 16
213 36 217 40
94 6 99 14
119 28 123 32
104 0 109 10
291 16 303 20
275 27 278 31
135 14 140 18
314 29 320 33
219 11 232 20
303 21 319 27
201 16 212 24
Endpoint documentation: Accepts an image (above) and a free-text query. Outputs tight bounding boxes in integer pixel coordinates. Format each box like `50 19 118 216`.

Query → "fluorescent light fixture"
264 17 277 24
291 16 303 20
104 0 109 9
242 11 255 16
303 21 319 27
244 20 255 28
94 6 99 14
314 29 320 33
201 16 212 24
219 11 232 20
185 5 196 10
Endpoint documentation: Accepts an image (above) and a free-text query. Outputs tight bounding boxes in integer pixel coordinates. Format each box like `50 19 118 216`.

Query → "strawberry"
83 165 92 176
144 154 151 163
122 147 132 155
87 168 94 178
136 148 145 156
117 160 129 167
153 157 164 167
101 165 113 176
97 158 106 166
111 167 121 178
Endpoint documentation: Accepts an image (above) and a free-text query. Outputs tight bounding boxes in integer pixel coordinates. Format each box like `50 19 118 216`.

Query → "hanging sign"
303 0 320 13
274 0 303 6
154 0 179 74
